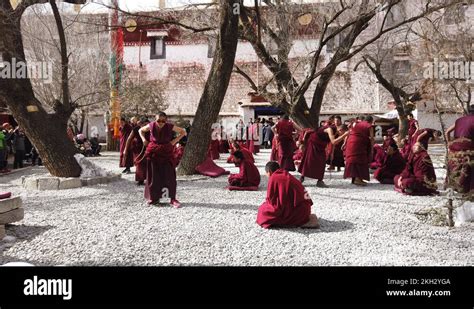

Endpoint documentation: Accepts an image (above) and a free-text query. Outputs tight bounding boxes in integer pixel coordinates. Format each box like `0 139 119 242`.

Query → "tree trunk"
177 0 240 175
0 3 81 177
398 114 409 140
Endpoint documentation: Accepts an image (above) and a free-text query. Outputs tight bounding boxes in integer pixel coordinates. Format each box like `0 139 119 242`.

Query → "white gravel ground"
0 148 472 266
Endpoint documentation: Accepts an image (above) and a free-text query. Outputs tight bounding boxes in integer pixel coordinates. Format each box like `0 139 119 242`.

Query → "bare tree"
235 0 464 128
177 0 241 175
0 0 88 177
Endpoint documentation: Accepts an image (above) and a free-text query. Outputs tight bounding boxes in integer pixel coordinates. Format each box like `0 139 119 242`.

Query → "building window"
394 60 411 74
150 37 166 59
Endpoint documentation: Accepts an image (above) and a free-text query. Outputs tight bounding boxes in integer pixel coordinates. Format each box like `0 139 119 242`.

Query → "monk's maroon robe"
394 150 438 196
276 119 296 171
208 138 220 160
131 127 149 182
407 119 419 143
228 159 261 187
374 150 406 184
227 147 255 164
144 122 177 202
218 140 230 153
411 128 435 150
447 114 474 194
257 169 312 229
293 149 303 169
119 123 134 168
369 144 386 170
270 136 279 161
298 126 333 180
344 121 372 181
174 145 185 166
326 131 345 168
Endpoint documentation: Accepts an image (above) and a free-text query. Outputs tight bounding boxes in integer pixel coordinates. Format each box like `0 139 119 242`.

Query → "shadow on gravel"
0 224 54 265
5 224 53 241
277 218 354 234
187 202 258 211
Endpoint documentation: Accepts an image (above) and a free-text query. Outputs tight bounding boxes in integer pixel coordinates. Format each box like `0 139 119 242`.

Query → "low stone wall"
21 174 122 191
0 196 24 240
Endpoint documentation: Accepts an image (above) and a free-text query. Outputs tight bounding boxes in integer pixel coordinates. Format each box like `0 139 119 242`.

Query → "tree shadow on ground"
0 224 54 265
185 202 259 211
274 218 354 234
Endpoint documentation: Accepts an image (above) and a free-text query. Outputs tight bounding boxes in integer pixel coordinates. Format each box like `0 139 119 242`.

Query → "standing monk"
273 115 298 171
374 143 406 184
394 142 437 196
139 112 187 207
445 106 474 195
407 113 419 143
344 115 375 186
119 118 134 173
257 161 319 229
299 122 348 187
124 118 150 185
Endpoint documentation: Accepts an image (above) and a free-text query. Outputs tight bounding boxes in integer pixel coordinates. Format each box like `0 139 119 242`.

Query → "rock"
23 178 38 190
107 174 121 183
0 225 4 240
0 196 22 214
59 178 82 190
2 235 16 242
37 178 59 191
0 208 25 225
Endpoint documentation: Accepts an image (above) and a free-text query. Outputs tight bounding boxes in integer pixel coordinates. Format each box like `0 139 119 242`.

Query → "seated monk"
374 143 406 184
227 142 255 164
369 144 386 170
256 161 320 229
228 151 261 188
394 142 438 196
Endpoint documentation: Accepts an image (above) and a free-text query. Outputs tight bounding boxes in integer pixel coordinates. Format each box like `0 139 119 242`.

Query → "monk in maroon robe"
273 115 297 171
257 161 319 229
208 130 220 160
174 143 185 166
124 118 150 185
270 135 279 161
382 127 397 151
139 112 187 207
327 117 346 171
119 118 134 173
299 124 348 187
411 128 441 150
445 108 474 195
228 151 261 188
343 115 375 186
227 142 254 164
394 143 438 196
407 113 419 143
374 143 406 184
369 144 386 170
293 141 304 170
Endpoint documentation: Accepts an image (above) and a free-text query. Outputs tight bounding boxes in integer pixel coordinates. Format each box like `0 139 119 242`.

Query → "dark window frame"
150 37 166 59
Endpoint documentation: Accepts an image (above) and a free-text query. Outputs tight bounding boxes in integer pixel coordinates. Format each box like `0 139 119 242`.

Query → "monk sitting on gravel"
394 142 438 196
228 151 261 188
257 161 319 229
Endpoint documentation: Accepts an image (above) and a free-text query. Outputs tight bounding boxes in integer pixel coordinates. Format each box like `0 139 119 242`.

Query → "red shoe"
170 199 181 208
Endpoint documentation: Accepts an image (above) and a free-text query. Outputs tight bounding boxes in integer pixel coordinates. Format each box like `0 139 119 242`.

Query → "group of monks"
118 107 473 230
